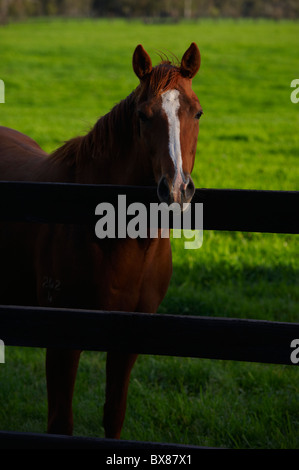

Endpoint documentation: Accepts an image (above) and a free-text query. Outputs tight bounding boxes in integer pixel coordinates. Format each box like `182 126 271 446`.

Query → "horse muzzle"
157 174 195 210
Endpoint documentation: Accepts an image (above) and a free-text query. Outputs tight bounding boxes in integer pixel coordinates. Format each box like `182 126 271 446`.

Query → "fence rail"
0 430 213 451
0 181 298 233
0 181 298 450
1 305 298 366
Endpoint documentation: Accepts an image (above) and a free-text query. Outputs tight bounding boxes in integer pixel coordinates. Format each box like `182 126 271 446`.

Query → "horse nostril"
186 178 195 197
157 176 170 203
182 177 195 202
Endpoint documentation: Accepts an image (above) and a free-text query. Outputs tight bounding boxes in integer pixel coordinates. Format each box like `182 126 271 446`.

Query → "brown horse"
0 43 202 439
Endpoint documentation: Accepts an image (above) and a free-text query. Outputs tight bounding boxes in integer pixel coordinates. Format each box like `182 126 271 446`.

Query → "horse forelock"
147 62 181 96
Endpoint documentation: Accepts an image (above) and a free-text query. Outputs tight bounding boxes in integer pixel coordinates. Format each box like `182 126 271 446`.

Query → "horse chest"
37 229 172 313
90 238 172 312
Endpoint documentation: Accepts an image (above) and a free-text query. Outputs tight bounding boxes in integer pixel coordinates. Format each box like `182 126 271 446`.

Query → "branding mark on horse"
42 276 61 303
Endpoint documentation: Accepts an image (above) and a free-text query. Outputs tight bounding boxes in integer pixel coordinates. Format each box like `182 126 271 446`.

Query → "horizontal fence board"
0 431 211 451
192 187 299 234
0 181 298 233
0 305 298 366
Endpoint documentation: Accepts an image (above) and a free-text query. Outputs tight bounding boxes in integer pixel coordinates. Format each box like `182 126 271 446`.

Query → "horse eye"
195 111 203 120
138 111 148 122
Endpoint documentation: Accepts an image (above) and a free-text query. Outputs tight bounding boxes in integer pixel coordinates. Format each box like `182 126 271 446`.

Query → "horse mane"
49 58 181 169
49 92 136 169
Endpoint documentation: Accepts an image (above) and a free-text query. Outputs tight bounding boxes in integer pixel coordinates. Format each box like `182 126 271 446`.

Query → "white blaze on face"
161 89 186 195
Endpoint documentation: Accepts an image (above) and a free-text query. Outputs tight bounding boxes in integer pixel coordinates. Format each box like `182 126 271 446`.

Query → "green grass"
0 18 298 449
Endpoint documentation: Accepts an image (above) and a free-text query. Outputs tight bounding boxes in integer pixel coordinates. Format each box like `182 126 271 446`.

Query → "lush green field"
0 18 298 449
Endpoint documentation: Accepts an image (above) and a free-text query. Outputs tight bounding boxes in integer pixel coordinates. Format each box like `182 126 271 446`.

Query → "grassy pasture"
0 18 298 448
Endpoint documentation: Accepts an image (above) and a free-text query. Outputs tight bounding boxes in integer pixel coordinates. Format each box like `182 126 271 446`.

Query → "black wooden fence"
0 182 298 451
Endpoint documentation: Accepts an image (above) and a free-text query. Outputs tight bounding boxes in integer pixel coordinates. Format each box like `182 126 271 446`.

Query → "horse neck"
90 92 139 184
45 90 154 186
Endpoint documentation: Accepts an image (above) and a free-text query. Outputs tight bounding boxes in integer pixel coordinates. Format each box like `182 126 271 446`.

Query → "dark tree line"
1 0 299 23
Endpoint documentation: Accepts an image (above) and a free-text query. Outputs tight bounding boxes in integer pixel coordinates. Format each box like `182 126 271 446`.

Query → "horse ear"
133 44 152 80
181 43 201 79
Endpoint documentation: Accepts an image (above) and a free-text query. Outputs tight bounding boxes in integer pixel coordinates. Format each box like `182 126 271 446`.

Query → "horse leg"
103 351 138 439
46 348 81 435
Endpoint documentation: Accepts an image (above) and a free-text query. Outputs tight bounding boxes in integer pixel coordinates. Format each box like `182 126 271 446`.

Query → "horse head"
133 43 202 209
